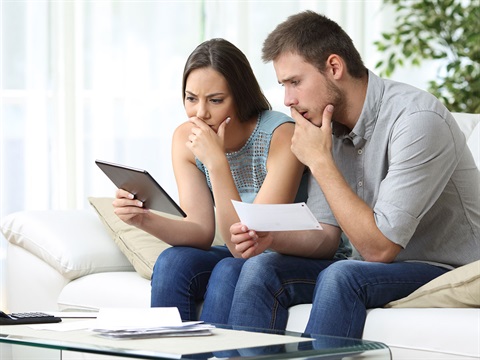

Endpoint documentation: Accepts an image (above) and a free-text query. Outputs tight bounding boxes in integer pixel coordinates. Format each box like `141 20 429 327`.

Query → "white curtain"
1 0 397 217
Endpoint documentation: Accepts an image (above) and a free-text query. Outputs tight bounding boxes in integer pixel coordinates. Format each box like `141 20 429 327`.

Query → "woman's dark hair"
182 38 271 122
262 11 367 78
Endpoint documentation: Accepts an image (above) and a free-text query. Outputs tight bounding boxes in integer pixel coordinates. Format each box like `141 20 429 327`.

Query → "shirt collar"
332 70 384 148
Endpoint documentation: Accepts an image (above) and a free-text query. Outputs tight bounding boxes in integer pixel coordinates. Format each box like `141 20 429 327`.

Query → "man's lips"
291 107 310 120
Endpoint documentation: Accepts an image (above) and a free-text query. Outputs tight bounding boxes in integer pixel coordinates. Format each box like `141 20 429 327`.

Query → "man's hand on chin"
291 105 334 168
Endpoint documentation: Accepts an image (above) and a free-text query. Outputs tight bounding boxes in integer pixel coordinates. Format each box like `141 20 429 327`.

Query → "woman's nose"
196 101 210 120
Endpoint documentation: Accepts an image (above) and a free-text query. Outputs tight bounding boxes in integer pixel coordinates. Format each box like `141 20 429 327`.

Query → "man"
200 10 479 338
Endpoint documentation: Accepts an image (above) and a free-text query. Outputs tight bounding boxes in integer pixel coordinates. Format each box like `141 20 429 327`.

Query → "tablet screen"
95 160 186 217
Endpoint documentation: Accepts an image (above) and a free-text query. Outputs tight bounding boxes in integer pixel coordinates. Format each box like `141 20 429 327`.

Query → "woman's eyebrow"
185 90 226 98
206 92 226 98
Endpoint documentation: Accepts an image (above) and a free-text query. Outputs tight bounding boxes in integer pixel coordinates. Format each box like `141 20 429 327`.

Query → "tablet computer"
95 160 186 217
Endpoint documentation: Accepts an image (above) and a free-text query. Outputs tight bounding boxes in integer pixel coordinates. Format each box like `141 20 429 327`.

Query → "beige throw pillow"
88 197 224 280
385 260 480 308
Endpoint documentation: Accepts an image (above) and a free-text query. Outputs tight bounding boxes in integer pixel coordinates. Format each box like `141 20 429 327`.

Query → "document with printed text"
232 201 322 231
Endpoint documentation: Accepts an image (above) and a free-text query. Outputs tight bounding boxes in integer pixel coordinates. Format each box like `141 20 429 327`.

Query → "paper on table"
92 307 182 330
232 200 322 231
93 322 215 339
89 308 215 339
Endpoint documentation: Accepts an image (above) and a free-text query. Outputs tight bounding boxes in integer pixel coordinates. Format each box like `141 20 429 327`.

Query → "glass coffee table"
0 320 391 359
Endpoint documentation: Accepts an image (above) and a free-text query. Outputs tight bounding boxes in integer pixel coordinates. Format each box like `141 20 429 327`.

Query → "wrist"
205 154 229 174
309 154 336 181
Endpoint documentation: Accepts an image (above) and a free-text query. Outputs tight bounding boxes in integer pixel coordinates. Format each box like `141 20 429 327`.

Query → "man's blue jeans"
201 252 448 338
150 245 232 321
305 260 448 338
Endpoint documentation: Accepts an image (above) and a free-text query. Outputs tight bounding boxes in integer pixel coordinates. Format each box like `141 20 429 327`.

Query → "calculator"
0 311 62 325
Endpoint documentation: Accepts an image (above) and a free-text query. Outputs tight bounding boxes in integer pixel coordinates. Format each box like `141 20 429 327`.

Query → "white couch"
1 112 479 360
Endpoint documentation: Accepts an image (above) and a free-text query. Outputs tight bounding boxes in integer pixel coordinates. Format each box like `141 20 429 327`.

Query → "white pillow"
0 210 133 280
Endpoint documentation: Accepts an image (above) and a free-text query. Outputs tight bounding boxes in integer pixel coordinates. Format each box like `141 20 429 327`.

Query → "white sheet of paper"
232 201 322 231
92 307 183 330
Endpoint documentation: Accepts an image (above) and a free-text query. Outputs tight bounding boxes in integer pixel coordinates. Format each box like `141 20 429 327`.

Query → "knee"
211 258 245 281
153 247 183 273
236 253 280 288
152 248 179 286
152 247 201 281
317 260 361 287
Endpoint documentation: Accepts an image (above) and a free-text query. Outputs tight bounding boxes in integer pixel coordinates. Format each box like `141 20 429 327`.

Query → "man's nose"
284 88 298 107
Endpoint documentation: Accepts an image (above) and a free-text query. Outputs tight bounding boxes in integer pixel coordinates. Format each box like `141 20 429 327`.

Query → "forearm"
207 159 244 255
139 212 214 249
269 224 341 259
310 158 400 262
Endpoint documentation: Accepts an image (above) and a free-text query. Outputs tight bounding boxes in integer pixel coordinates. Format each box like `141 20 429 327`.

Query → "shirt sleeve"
374 111 464 247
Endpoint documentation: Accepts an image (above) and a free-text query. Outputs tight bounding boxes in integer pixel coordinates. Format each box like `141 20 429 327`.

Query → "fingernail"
327 105 334 112
226 117 231 124
137 200 143 207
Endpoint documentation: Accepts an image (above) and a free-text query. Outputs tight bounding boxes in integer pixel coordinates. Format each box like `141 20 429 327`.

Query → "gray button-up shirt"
308 71 480 268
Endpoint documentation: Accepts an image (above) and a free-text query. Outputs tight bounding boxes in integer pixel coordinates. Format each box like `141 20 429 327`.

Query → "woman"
113 38 307 320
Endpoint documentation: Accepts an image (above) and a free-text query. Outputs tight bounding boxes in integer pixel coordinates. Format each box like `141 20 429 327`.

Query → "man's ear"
326 54 344 79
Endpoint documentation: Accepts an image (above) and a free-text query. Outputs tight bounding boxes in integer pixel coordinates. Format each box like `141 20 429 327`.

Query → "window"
1 0 395 216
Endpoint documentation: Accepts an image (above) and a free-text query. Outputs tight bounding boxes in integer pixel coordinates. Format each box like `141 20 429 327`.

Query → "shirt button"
358 181 363 187
357 149 363 155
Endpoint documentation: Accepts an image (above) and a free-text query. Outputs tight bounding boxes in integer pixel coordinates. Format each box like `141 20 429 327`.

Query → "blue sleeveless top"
195 110 301 203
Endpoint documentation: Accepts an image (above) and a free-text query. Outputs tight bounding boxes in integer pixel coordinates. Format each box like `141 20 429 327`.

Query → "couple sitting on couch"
112 11 480 339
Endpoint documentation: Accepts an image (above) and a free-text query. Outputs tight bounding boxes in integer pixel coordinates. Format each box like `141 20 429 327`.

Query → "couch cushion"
385 260 480 308
288 306 480 358
452 112 480 168
363 308 480 358
58 272 151 311
88 197 171 280
0 210 133 280
88 197 224 280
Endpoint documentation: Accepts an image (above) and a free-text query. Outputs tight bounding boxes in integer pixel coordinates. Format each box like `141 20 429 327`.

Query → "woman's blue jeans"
200 252 337 328
202 253 448 338
150 245 232 321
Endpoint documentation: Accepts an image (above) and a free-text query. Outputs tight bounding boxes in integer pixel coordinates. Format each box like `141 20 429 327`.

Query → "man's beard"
325 78 345 123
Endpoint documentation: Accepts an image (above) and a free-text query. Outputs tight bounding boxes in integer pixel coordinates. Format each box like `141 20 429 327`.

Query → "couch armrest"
6 242 71 312
1 210 133 281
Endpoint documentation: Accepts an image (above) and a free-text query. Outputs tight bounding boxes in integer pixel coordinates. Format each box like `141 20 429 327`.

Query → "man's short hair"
262 11 366 78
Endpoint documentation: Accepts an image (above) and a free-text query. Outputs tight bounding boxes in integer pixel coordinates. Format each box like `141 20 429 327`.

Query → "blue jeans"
200 252 337 328
150 245 232 321
200 257 246 324
305 260 449 338
202 253 448 338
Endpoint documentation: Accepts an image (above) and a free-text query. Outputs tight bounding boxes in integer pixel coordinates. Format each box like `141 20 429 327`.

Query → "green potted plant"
374 0 479 113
